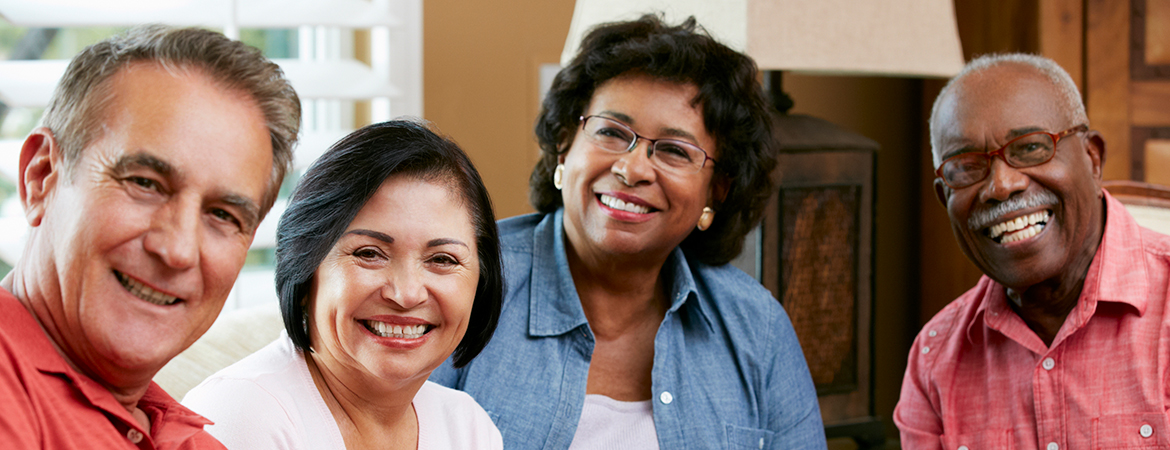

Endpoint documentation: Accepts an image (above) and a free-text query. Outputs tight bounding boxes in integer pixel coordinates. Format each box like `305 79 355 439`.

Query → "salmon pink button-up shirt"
896 192 1170 450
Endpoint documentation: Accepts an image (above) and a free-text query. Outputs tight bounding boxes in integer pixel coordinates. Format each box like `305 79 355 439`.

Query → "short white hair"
929 53 1087 165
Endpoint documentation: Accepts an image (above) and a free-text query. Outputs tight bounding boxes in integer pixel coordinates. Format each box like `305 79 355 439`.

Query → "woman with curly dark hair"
431 14 824 449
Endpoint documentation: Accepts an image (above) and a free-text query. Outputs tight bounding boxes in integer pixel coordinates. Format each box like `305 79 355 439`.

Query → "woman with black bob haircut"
431 14 824 449
184 120 504 449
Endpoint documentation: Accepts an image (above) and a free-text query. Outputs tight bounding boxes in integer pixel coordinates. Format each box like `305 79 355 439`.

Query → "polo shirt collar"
0 290 209 438
967 191 1149 346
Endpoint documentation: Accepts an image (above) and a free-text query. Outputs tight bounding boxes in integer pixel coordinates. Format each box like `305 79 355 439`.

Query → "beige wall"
423 0 575 220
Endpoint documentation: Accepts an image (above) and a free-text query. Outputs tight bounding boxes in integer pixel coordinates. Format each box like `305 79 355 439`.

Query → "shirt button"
126 428 143 444
1042 357 1055 370
928 330 938 337
1141 423 1154 438
957 446 968 450
1047 442 1058 450
659 391 673 404
921 346 931 354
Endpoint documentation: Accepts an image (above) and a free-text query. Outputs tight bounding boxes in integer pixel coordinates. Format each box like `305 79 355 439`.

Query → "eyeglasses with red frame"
935 124 1088 189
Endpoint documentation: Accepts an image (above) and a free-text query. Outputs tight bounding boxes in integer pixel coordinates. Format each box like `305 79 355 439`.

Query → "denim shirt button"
659 391 674 404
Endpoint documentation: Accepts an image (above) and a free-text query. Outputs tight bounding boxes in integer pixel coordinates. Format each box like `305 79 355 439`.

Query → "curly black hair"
530 14 776 265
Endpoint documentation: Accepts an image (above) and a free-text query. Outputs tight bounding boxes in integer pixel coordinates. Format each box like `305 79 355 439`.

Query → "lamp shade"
561 0 965 78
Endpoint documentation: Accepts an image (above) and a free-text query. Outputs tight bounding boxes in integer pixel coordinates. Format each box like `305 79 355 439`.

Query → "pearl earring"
697 207 714 231
553 164 565 190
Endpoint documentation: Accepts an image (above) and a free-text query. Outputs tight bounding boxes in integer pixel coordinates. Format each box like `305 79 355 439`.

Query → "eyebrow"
939 126 1051 162
113 153 174 177
598 110 701 143
343 231 469 250
346 229 394 243
427 238 469 249
113 152 261 230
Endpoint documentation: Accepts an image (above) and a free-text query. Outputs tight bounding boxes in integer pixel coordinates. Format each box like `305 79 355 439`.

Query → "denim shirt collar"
527 209 712 337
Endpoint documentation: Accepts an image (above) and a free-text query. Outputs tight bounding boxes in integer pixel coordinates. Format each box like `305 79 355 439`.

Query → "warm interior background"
423 0 1170 447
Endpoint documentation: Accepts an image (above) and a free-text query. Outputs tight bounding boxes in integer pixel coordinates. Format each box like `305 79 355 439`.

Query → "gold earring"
553 164 565 190
696 207 714 231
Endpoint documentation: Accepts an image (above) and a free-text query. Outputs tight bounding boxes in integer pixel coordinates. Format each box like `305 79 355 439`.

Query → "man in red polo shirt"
0 25 299 449
896 53 1170 450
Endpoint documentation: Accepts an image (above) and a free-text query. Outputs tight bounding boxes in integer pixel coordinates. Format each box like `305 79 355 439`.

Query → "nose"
380 264 427 310
978 157 1030 203
611 139 657 186
143 198 200 270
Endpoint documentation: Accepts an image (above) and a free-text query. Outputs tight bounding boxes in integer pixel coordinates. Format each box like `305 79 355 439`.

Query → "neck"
1004 196 1106 346
306 349 419 449
2 268 154 430
564 238 670 338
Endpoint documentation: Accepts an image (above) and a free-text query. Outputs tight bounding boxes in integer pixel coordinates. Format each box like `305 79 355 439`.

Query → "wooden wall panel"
1040 0 1085 90
1086 0 1132 180
1132 81 1170 126
1149 0 1170 64
1145 139 1170 186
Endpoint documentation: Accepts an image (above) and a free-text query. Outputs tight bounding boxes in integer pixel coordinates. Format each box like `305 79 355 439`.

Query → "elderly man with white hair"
896 53 1170 449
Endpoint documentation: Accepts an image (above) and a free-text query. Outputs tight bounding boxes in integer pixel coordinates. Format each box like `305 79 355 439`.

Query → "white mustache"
967 189 1059 231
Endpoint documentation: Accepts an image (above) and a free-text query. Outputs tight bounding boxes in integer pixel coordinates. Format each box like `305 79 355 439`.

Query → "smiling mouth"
115 271 180 306
985 210 1051 244
598 194 654 214
362 320 432 339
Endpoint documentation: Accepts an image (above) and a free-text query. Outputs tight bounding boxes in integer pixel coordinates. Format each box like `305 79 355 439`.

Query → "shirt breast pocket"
724 424 775 449
1092 412 1168 449
940 428 1013 450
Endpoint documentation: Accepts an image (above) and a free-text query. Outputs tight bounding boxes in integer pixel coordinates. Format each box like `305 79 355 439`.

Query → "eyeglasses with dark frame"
935 124 1088 189
578 115 716 175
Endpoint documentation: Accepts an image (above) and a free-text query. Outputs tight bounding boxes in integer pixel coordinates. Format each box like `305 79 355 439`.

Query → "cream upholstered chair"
1104 180 1170 235
154 302 285 400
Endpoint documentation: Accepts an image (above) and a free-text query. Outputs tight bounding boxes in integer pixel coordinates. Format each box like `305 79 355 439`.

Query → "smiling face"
307 175 479 390
932 64 1105 290
559 74 719 265
21 63 273 387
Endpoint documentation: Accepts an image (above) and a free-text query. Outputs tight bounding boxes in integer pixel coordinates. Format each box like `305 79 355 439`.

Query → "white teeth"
599 194 650 214
987 211 1050 241
115 271 179 306
365 321 428 339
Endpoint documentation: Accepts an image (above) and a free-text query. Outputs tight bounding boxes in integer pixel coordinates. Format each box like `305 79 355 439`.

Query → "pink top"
183 334 502 450
895 192 1170 450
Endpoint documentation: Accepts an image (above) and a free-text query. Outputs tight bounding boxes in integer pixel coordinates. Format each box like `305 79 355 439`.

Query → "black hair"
530 14 776 265
275 120 502 368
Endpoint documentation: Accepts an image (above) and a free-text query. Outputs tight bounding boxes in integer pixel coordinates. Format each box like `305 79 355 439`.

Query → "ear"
710 174 730 205
19 128 62 227
1083 130 1106 181
933 177 950 208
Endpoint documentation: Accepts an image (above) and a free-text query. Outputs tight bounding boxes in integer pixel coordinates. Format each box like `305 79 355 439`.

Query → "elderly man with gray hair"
0 25 299 449
896 53 1170 449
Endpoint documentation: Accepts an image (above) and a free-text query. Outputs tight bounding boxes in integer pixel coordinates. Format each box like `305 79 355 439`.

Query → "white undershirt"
567 394 659 450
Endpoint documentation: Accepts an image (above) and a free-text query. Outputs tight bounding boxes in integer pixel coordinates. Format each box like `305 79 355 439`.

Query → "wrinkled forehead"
931 66 1072 163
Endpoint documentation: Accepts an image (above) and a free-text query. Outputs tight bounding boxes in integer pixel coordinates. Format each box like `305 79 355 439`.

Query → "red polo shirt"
0 287 225 449
896 192 1170 450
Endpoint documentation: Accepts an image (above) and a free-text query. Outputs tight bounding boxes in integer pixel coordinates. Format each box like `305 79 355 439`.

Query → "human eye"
209 208 242 228
427 253 460 267
353 246 386 261
123 176 162 193
653 141 699 167
1007 134 1054 164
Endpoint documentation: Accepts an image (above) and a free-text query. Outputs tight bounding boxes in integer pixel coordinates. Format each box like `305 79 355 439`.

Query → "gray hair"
929 53 1086 166
41 24 300 216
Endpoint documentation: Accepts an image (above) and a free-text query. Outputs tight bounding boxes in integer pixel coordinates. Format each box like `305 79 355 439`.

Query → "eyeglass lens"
941 132 1057 188
582 117 708 173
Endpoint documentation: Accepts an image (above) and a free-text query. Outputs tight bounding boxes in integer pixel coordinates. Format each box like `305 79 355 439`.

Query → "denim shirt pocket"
725 424 775 449
940 428 1013 450
1092 412 1169 449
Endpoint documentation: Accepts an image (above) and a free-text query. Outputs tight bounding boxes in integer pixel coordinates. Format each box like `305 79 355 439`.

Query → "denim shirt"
430 210 825 449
